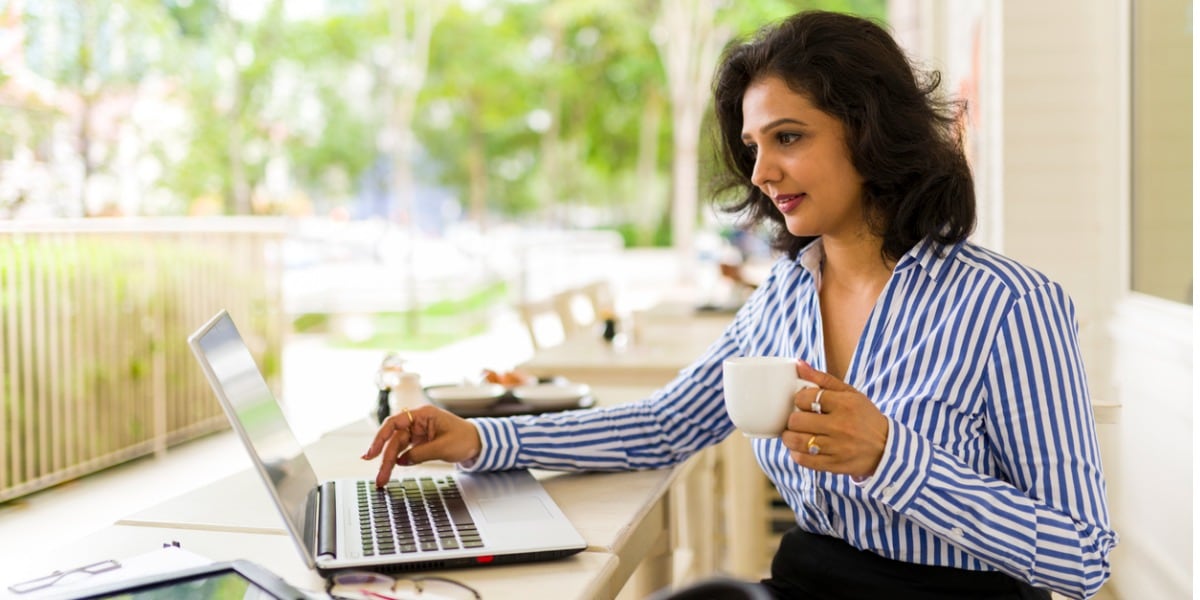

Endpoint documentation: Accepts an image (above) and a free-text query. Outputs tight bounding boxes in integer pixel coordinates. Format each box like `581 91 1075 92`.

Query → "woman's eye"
777 132 802 144
743 144 758 157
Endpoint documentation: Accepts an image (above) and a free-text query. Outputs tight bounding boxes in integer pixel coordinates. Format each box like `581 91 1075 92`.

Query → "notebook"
187 310 587 574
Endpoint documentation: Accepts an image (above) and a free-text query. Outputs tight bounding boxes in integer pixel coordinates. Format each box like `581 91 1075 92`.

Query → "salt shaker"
373 352 407 424
390 371 425 415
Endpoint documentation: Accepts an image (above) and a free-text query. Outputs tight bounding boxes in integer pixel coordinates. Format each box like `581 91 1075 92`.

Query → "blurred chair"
520 281 614 349
553 287 598 337
580 280 614 315
517 297 567 350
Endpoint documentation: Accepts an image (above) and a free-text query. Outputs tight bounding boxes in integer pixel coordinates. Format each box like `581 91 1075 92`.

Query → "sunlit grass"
293 281 509 351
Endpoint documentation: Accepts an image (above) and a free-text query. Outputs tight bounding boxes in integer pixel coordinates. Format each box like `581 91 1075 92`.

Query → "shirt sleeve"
856 281 1117 599
454 266 797 474
457 321 747 473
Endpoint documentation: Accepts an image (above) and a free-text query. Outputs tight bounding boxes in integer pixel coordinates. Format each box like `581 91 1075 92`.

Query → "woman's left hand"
783 360 890 479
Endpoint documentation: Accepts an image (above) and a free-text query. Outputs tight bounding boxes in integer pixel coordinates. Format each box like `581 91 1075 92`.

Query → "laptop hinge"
315 481 338 559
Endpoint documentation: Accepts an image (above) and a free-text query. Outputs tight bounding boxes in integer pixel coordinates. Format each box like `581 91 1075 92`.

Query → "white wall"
891 1 1194 597
999 3 1193 598
1108 296 1193 598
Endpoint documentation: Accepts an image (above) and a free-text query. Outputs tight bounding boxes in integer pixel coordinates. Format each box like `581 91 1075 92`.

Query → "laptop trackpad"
478 497 551 523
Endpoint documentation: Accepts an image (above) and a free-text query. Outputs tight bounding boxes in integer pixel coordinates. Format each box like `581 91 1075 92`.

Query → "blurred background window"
1130 0 1192 305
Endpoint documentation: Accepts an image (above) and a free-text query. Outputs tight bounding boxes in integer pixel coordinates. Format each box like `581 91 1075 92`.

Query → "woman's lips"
775 193 804 213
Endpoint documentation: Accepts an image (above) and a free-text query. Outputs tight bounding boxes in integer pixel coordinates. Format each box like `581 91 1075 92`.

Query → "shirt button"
951 527 965 538
883 484 898 494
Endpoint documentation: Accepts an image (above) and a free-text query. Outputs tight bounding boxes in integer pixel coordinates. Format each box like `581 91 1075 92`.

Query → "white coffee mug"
722 356 818 438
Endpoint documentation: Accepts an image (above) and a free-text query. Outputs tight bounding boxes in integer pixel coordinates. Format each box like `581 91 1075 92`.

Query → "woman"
363 10 1115 599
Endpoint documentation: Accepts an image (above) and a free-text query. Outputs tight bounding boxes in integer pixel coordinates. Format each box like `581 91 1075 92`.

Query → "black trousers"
760 528 1052 600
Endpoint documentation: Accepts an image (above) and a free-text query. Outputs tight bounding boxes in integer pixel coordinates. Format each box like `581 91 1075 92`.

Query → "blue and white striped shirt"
465 238 1115 598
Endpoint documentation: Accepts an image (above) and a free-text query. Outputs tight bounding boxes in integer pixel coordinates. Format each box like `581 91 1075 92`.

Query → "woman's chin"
784 222 818 238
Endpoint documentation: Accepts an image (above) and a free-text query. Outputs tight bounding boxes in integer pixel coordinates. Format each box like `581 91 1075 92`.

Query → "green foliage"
416 1 675 222
162 0 221 38
7 0 885 220
293 312 331 333
424 281 509 316
0 235 284 499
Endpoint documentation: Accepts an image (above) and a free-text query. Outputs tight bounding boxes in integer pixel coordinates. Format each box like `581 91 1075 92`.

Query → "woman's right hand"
361 405 482 488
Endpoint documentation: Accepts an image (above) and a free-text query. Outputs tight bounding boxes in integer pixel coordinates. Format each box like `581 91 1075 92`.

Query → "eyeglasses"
7 558 122 594
327 571 482 600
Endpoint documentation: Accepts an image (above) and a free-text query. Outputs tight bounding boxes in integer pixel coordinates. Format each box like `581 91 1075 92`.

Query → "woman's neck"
820 233 894 293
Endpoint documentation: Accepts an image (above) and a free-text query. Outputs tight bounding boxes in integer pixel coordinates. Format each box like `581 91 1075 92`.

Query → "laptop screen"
191 312 317 551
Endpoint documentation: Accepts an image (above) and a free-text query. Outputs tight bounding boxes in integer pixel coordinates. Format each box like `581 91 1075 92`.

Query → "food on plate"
481 369 534 388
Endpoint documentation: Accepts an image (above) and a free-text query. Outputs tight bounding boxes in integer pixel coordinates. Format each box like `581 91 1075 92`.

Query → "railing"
0 218 285 503
510 229 626 305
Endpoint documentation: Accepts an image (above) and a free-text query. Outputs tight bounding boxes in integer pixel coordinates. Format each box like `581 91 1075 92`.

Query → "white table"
108 385 703 599
518 306 776 580
8 525 619 599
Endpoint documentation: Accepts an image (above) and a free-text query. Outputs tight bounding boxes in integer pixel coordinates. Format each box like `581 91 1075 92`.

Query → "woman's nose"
749 151 779 189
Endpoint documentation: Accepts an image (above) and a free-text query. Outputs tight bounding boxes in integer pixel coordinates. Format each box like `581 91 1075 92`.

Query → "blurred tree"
416 2 539 229
160 0 393 216
4 0 886 224
380 1 447 226
160 0 291 215
654 0 732 270
15 0 178 216
545 1 672 241
655 0 887 266
417 0 672 241
378 0 447 335
277 12 386 212
414 0 885 247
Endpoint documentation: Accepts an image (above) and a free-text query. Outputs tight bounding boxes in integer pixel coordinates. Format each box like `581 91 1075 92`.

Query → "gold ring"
806 435 821 456
403 407 414 426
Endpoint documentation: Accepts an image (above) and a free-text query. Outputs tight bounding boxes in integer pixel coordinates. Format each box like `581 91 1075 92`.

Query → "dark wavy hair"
711 10 975 261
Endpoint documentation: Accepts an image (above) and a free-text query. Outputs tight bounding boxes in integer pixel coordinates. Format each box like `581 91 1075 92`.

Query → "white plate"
511 382 591 409
425 384 505 409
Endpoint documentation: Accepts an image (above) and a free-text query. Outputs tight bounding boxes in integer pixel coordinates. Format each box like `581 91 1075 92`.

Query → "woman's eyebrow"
741 118 808 141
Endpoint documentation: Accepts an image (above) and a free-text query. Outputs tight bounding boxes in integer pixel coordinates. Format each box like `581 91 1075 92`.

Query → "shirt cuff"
456 418 521 472
854 418 932 512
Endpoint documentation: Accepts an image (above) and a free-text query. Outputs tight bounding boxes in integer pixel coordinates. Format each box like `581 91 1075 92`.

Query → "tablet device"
52 560 308 600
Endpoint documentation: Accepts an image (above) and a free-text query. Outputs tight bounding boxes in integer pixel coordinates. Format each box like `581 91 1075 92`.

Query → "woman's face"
740 76 865 239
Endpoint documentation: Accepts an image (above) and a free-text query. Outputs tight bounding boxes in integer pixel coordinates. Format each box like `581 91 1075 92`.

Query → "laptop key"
357 475 491 557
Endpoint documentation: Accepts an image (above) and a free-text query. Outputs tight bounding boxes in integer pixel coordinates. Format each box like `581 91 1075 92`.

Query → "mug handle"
794 378 818 393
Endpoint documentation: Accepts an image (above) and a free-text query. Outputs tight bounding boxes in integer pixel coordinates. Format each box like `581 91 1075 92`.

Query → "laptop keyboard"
356 476 484 556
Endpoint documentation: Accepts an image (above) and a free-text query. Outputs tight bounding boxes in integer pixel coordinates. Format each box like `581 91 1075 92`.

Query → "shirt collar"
796 236 964 285
796 238 825 289
894 237 964 282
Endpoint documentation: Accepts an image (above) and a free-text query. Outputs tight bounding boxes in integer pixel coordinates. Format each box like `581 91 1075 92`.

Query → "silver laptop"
188 310 587 574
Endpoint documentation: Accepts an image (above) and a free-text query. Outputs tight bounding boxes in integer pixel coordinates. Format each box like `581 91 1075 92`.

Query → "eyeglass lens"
395 576 481 599
8 559 121 594
330 572 480 600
